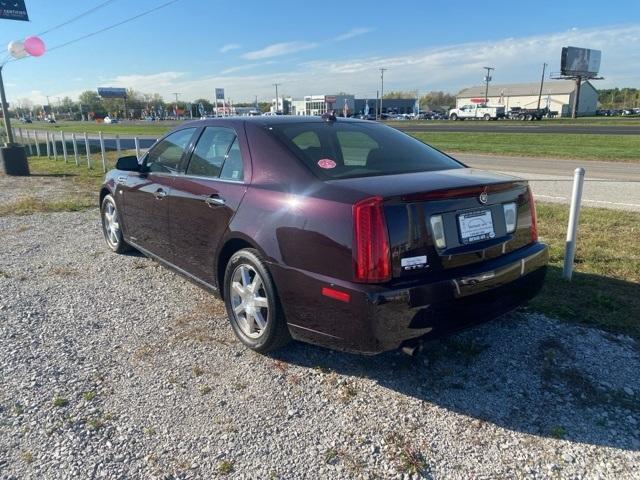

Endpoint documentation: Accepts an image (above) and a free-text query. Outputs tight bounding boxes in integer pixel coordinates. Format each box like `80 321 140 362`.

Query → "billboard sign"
98 87 127 99
215 88 225 100
0 0 29 21
561 47 601 77
325 95 337 104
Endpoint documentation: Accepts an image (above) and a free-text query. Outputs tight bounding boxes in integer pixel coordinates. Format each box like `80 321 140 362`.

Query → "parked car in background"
100 115 548 355
19 117 33 123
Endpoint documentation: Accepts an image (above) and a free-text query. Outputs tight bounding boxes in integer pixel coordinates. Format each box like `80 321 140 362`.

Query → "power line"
5 0 180 63
1 0 118 64
37 0 118 37
47 0 180 53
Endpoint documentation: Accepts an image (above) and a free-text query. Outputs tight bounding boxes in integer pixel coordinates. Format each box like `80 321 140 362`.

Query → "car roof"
178 115 371 130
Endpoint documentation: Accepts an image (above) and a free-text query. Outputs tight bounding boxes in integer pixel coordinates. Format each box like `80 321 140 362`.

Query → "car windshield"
268 121 463 179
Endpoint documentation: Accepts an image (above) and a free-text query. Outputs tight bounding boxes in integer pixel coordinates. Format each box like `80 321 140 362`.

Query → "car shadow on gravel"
272 311 640 451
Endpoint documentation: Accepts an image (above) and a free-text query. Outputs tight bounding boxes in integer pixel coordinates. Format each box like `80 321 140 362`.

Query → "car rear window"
269 121 463 179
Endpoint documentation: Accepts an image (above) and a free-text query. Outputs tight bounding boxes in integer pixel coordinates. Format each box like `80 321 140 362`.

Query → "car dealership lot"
0 210 639 479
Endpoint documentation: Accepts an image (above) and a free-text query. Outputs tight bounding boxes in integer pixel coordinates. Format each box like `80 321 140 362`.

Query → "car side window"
146 128 196 173
220 137 244 181
187 127 236 177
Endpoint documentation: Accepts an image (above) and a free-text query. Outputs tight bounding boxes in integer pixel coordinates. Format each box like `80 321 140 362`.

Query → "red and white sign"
470 98 486 104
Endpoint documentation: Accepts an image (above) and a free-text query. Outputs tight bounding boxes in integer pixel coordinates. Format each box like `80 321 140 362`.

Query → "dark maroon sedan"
100 115 548 354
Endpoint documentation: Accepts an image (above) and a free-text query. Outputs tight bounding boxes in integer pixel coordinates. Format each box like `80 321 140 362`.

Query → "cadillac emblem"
479 190 488 204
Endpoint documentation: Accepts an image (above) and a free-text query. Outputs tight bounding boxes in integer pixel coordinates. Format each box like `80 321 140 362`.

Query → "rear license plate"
458 210 495 244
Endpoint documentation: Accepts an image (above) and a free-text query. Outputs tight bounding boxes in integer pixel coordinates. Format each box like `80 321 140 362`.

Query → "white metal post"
25 130 33 155
134 136 140 159
18 127 23 143
84 132 92 169
45 132 51 157
61 131 68 162
563 167 586 281
99 131 106 172
52 133 58 160
115 133 121 152
34 130 41 156
72 133 79 166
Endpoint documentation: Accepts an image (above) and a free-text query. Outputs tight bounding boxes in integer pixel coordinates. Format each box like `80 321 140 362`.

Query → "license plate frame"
458 209 496 244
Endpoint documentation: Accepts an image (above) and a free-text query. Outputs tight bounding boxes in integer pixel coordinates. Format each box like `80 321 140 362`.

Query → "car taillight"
353 196 391 282
528 187 538 242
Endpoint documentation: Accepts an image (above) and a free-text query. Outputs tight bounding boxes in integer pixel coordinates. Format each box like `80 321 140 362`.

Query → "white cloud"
219 43 241 53
242 41 318 60
220 61 276 75
335 27 373 42
109 71 186 90
8 24 640 103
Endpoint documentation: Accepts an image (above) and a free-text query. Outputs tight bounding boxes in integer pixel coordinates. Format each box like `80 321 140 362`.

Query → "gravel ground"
0 210 639 479
0 173 78 205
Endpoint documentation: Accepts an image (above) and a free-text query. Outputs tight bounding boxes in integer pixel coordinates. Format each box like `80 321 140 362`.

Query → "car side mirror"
115 155 140 172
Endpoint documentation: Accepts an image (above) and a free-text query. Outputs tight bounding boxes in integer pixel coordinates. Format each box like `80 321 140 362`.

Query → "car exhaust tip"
401 341 423 357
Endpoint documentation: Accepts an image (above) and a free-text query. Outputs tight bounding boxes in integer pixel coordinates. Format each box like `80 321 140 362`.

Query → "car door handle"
204 195 225 207
154 189 167 200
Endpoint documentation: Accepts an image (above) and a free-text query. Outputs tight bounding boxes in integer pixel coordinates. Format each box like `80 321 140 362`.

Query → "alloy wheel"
103 201 120 248
230 264 269 339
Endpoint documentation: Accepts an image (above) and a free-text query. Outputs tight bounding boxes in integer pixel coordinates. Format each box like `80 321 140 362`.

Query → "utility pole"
273 83 281 113
536 62 547 110
272 83 282 114
379 68 387 120
483 66 494 104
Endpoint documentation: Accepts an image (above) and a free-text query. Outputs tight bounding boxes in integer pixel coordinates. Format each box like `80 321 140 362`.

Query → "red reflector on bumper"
321 287 350 303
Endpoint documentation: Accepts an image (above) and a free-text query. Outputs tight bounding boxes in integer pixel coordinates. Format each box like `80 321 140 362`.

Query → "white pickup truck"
448 104 506 121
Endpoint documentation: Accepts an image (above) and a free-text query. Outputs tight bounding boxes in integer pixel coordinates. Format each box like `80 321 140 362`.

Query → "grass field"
3 155 638 341
532 203 640 340
22 120 640 162
412 131 640 162
0 151 128 216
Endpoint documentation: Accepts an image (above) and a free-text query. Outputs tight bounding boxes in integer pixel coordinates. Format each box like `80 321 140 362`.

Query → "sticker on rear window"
318 158 336 169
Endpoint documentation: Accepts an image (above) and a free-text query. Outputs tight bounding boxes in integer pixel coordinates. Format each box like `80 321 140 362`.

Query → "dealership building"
272 94 418 116
456 80 598 117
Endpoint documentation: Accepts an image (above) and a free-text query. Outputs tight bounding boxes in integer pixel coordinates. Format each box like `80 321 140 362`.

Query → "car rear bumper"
270 242 548 354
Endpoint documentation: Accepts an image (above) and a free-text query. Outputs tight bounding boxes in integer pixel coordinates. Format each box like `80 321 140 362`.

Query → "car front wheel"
101 194 131 254
223 248 290 353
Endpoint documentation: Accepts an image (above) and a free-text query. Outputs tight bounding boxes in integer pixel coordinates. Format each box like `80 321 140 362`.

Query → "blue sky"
2 0 640 104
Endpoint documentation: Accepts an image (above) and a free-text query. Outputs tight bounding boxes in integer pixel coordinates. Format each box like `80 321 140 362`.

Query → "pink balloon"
24 36 45 57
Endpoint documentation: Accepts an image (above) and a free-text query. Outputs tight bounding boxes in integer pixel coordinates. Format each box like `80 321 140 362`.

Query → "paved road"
394 122 640 135
456 153 640 212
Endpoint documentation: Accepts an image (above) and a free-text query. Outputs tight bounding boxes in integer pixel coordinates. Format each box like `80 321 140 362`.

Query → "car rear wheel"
101 194 131 254
223 248 291 353
483 113 491 121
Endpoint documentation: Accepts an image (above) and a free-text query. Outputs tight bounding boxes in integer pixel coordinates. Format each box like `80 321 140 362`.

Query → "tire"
449 113 458 121
101 194 131 254
525 114 534 121
223 248 291 353
483 114 491 121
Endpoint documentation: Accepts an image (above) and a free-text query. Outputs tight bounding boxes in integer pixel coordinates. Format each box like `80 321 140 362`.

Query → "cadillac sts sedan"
100 115 548 355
